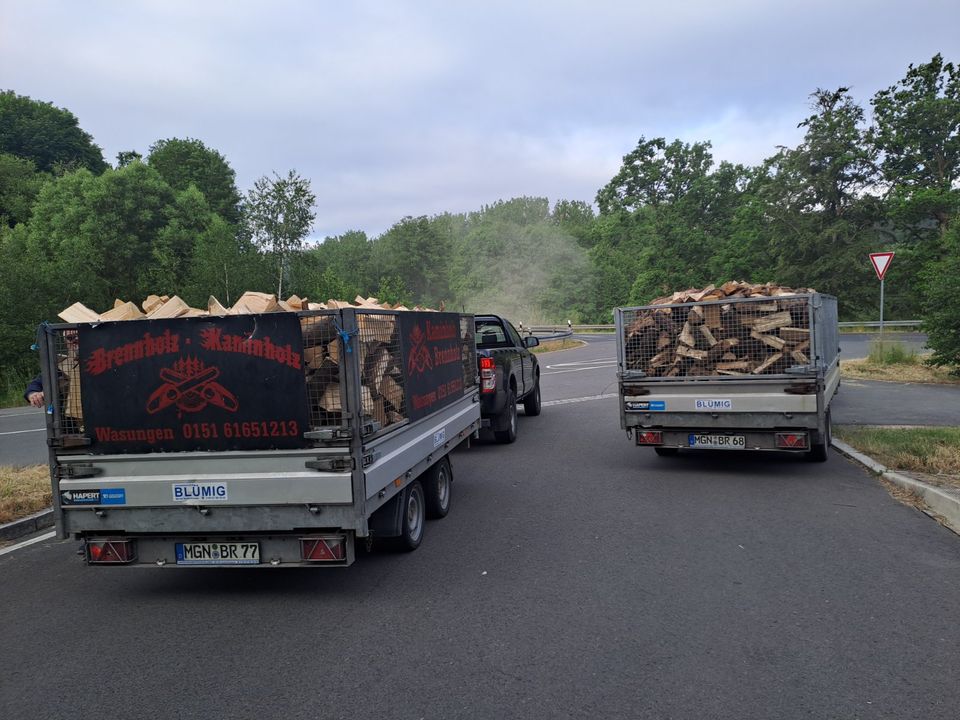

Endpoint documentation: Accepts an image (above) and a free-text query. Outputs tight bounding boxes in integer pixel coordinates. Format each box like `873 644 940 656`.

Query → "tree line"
1 53 958 379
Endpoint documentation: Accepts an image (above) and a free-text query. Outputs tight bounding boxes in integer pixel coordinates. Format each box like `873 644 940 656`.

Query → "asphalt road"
1 338 959 719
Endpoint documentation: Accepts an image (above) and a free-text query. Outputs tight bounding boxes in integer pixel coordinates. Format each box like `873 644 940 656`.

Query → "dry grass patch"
531 338 585 353
840 358 960 385
0 465 51 524
834 426 960 491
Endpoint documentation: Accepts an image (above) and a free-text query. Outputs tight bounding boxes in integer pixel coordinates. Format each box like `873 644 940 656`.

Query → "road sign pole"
879 277 884 340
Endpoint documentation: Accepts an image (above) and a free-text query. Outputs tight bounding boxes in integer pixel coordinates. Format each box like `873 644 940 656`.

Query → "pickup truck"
475 314 541 443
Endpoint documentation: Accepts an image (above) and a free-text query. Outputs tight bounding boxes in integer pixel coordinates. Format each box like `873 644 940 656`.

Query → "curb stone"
832 439 960 536
0 508 54 542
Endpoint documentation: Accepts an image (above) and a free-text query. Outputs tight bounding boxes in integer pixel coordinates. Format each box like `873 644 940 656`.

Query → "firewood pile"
56 293 454 433
56 292 439 323
623 281 817 377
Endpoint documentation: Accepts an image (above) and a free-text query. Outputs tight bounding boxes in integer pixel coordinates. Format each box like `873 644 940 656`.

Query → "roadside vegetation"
0 465 50 524
531 337 584 353
840 340 960 384
834 426 960 489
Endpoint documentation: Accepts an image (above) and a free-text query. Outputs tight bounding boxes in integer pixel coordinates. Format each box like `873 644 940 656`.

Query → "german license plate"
175 542 260 565
688 433 745 449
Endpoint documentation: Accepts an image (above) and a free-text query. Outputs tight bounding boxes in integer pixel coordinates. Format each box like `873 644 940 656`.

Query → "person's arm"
24 375 44 408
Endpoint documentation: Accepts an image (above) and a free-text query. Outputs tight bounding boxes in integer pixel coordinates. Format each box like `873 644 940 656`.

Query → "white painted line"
542 393 618 407
0 410 43 418
0 428 45 436
0 530 56 556
543 359 617 376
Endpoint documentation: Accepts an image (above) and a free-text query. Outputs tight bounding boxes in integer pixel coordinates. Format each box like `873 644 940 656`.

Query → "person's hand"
28 391 45 408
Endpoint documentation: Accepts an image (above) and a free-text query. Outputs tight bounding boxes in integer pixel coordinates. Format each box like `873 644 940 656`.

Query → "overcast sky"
1 1 957 240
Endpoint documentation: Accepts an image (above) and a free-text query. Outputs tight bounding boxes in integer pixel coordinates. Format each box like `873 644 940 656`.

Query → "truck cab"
475 314 542 443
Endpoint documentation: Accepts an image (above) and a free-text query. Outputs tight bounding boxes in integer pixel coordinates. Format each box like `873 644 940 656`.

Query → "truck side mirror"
523 336 540 348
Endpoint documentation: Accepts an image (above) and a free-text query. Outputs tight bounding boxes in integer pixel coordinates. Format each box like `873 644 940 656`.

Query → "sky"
1 0 958 240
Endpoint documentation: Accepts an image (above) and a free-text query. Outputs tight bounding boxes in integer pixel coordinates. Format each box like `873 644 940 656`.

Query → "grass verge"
0 465 51 524
833 426 960 490
840 341 959 384
531 338 585 353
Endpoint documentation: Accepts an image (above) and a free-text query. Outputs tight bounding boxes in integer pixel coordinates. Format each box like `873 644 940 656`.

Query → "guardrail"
525 321 922 333
837 320 921 328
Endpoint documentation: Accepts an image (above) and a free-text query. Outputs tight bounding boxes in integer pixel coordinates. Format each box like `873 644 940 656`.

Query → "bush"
921 224 960 375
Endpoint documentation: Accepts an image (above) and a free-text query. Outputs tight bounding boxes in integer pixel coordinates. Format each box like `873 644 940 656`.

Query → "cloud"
2 0 958 240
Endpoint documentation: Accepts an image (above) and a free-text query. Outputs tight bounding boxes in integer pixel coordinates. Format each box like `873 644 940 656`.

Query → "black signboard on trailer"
397 312 466 423
77 314 310 454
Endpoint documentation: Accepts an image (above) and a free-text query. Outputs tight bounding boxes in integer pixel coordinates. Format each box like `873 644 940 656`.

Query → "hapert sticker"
60 488 126 505
695 399 733 410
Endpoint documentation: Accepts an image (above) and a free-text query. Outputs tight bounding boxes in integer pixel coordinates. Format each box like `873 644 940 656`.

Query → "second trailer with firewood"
615 285 840 461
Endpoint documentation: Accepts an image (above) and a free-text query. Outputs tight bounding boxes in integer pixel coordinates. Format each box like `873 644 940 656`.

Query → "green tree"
0 152 48 227
147 138 241 224
244 169 316 297
0 91 107 173
596 137 714 214
921 222 960 372
871 54 960 234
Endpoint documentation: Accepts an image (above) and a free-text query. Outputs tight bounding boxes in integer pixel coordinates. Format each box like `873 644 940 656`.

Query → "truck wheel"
523 378 542 416
494 390 518 444
807 410 832 462
654 447 678 457
398 480 426 551
423 457 452 519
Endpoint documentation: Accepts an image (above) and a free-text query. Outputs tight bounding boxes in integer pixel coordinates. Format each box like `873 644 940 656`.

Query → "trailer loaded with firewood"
39 294 481 567
615 282 840 461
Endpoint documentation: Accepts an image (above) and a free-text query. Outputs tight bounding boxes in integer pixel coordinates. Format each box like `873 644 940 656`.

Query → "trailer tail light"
635 431 663 445
480 356 496 393
775 432 808 450
300 536 347 562
86 539 136 564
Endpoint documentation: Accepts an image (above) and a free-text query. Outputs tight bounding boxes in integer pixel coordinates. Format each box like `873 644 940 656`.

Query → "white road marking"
0 530 56 557
0 410 43 418
543 358 617 375
542 393 618 407
0 428 45 436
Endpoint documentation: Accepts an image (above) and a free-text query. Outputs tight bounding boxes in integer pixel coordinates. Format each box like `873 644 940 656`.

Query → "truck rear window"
475 321 507 348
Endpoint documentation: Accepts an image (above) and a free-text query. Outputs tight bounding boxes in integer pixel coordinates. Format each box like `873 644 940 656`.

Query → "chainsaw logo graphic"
407 324 433 376
146 357 239 415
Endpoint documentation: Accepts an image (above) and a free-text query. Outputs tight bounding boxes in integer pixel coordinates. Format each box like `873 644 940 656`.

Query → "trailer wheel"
523 377 542 416
494 390 518 444
654 447 679 457
807 410 832 463
398 480 426 551
423 457 452 519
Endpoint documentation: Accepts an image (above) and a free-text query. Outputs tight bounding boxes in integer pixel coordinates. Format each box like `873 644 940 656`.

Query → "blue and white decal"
433 428 446 448
100 488 127 505
625 400 666 411
695 399 733 410
172 482 228 503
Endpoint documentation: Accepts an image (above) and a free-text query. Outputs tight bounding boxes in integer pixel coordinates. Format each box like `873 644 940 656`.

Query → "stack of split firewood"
57 293 447 432
624 281 817 377
56 292 439 323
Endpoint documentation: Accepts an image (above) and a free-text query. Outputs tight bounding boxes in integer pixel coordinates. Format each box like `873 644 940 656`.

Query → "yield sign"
869 252 895 281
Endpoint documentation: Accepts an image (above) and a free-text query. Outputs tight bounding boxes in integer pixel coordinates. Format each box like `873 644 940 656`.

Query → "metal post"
879 277 885 341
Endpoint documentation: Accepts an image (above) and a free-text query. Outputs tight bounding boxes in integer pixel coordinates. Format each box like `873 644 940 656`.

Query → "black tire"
654 447 679 457
523 377 542 416
494 389 518 444
806 410 832 463
397 480 426 551
423 457 452 519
